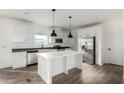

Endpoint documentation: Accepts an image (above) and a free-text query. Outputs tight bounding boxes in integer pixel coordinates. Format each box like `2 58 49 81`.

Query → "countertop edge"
12 47 71 53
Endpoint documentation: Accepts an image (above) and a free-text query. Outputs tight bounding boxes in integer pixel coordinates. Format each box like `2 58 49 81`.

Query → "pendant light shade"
51 9 57 37
68 16 73 38
68 32 73 38
51 29 57 37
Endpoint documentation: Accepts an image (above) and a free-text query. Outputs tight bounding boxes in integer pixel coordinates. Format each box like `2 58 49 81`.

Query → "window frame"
35 33 49 47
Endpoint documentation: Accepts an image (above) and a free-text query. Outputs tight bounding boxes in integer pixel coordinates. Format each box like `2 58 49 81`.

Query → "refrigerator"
81 37 96 65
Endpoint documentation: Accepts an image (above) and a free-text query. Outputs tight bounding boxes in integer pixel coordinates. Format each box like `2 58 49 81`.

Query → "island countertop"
37 51 82 59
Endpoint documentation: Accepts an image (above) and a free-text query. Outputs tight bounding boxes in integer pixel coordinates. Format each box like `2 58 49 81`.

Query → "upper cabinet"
25 23 34 42
13 21 34 42
13 21 26 42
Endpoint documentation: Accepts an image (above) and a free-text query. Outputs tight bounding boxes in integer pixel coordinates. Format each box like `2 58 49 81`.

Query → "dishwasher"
27 50 38 65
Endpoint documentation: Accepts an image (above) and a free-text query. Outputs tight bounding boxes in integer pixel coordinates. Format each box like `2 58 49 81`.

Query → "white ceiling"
0 9 122 30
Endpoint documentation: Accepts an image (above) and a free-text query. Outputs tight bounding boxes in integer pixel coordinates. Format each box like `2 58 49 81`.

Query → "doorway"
81 37 96 65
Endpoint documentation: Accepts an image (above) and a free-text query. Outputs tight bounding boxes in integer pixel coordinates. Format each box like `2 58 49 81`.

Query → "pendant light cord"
69 16 72 32
51 9 57 37
68 16 73 38
52 9 55 30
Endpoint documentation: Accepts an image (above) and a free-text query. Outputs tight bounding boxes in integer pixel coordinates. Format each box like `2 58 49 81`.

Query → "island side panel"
38 56 52 84
51 58 64 76
38 56 42 77
63 56 68 75
66 55 78 70
75 54 82 70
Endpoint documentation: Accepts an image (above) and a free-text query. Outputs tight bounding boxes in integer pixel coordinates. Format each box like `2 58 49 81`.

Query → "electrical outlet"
108 48 111 51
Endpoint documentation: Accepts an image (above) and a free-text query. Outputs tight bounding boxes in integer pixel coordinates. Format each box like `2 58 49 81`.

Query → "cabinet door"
13 22 26 42
65 48 72 51
13 22 34 42
12 52 27 69
0 21 13 69
0 46 12 69
25 24 34 42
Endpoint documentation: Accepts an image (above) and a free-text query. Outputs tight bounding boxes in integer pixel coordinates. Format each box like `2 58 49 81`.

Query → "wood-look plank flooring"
53 63 123 84
0 63 123 84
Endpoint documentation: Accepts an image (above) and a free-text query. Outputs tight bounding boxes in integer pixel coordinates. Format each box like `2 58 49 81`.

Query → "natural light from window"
35 34 48 47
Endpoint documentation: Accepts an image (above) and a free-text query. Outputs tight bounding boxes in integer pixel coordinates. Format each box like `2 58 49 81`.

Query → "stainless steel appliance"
81 37 96 65
27 50 38 65
53 45 65 51
55 38 63 43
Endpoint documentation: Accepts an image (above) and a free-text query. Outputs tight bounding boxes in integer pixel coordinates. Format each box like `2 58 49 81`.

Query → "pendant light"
51 9 57 37
68 16 73 38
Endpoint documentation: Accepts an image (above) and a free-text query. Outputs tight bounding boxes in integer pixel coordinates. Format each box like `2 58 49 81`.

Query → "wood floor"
0 63 123 84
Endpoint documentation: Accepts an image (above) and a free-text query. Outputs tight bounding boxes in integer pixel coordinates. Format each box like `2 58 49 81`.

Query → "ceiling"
0 9 122 30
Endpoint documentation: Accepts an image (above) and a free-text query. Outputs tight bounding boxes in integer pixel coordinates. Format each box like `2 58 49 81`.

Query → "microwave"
55 38 63 43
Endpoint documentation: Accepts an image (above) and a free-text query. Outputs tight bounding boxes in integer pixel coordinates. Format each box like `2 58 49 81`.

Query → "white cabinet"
12 52 27 69
0 46 12 69
13 21 34 42
25 23 34 42
65 48 72 51
0 19 13 69
38 49 57 53
13 22 26 42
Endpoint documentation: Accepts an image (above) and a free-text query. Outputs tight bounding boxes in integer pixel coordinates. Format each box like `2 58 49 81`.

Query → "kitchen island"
37 51 82 84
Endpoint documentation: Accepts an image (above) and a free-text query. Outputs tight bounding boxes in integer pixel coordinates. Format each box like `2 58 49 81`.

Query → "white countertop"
37 51 82 59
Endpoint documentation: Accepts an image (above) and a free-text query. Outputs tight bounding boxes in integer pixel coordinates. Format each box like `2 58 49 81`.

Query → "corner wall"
72 18 123 66
72 25 103 65
102 19 123 66
123 10 124 79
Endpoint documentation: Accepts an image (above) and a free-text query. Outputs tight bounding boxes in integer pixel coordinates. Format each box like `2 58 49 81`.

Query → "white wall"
48 28 69 47
122 10 124 79
72 19 123 66
102 19 123 66
72 25 103 65
0 17 13 68
71 31 77 50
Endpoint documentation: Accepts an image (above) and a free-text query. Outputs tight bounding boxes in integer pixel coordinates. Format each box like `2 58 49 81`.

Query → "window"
35 34 48 47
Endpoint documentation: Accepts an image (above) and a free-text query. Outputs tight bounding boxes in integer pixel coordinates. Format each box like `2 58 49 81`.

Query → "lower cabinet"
12 52 27 69
65 48 72 51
